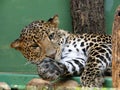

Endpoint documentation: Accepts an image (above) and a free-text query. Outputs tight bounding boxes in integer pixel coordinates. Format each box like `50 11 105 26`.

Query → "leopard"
11 15 112 87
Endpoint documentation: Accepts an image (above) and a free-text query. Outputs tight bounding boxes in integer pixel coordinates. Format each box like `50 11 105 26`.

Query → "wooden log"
112 5 120 88
70 0 105 34
26 78 80 90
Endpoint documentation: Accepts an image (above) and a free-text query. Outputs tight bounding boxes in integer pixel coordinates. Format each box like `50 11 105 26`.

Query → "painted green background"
0 0 72 74
0 0 120 74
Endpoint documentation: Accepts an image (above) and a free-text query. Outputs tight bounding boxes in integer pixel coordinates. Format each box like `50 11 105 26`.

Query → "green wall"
0 0 72 74
0 0 120 74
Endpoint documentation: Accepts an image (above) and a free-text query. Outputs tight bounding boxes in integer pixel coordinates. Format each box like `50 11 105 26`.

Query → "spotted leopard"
11 15 112 87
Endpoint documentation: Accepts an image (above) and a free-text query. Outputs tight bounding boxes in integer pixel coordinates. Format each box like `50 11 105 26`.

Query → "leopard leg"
80 44 111 87
80 58 105 87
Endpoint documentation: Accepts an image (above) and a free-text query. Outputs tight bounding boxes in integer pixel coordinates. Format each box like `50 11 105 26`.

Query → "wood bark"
70 0 105 34
112 5 120 88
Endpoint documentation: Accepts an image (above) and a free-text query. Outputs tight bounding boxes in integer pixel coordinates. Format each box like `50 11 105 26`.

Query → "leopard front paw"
37 58 65 81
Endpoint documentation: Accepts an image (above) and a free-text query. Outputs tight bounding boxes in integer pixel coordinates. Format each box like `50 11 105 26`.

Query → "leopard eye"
49 33 54 40
31 44 39 48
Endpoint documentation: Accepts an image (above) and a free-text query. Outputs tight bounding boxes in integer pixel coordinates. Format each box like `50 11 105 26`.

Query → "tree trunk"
112 5 120 88
70 0 105 34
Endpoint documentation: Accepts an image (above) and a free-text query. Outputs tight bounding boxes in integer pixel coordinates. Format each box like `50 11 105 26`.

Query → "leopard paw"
37 58 65 81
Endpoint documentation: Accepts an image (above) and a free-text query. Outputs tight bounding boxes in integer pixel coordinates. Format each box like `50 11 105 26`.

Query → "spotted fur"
11 15 112 87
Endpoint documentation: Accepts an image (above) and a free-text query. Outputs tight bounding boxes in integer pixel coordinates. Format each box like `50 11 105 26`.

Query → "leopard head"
11 15 60 64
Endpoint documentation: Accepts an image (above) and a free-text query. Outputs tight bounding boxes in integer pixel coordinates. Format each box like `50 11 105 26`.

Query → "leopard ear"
10 39 22 49
47 14 59 28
